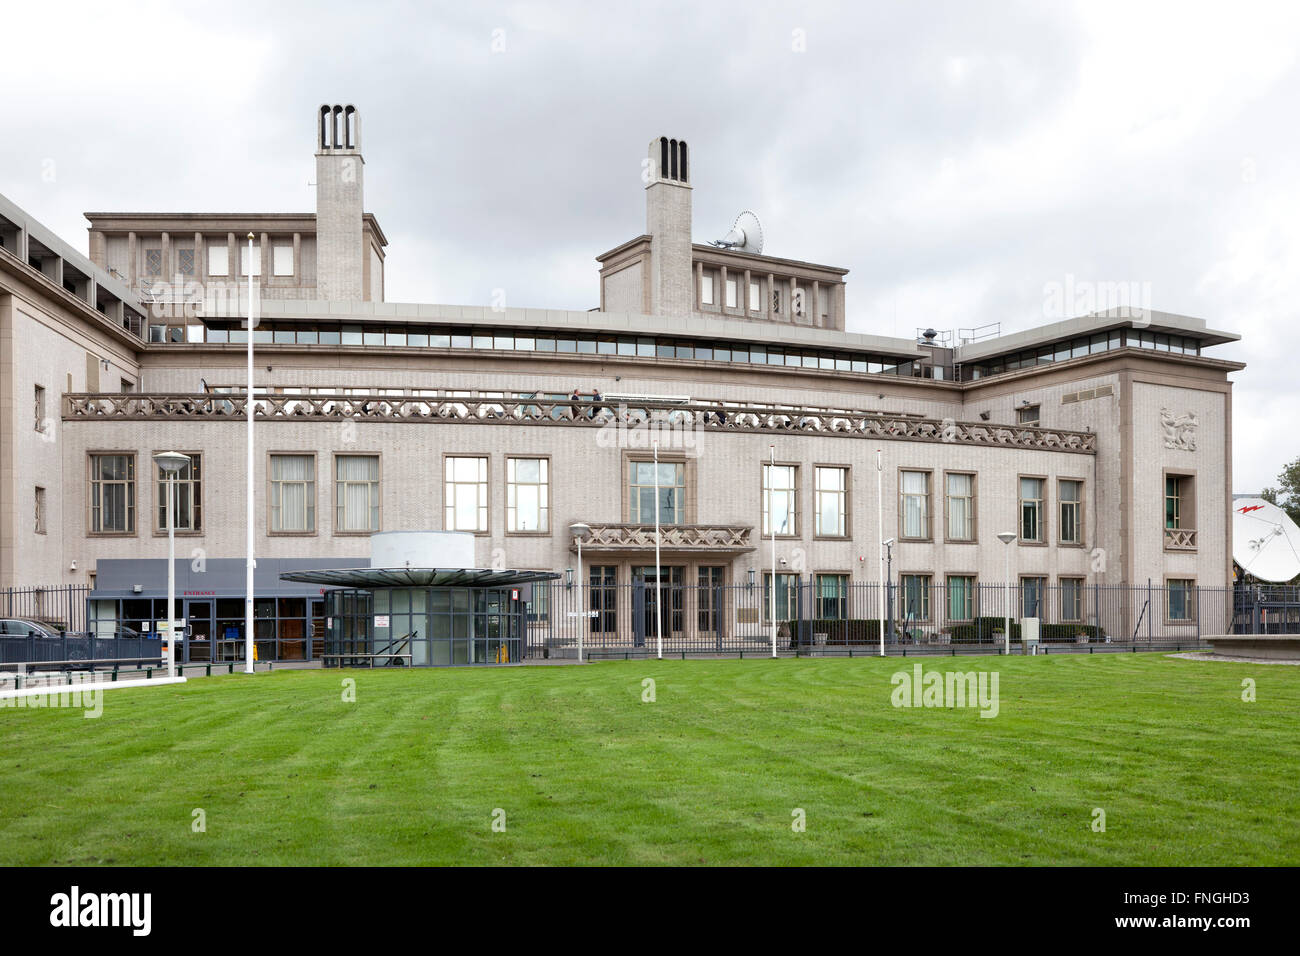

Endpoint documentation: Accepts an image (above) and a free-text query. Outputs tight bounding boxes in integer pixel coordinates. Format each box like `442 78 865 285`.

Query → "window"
946 576 975 622
900 574 931 622
1165 475 1193 529
590 566 617 633
1019 477 1045 542
34 385 45 431
1060 577 1084 623
507 457 549 532
177 248 195 276
208 244 228 276
526 582 550 624
900 470 931 539
700 272 715 305
144 248 162 276
1017 404 1040 427
272 244 294 277
763 572 799 623
156 453 202 533
335 455 379 532
945 472 974 541
1167 579 1195 622
772 288 782 314
240 243 261 277
445 456 488 531
817 573 849 619
629 461 685 525
90 453 135 534
814 466 847 536
762 463 798 536
35 487 46 535
749 280 760 312
698 567 725 632
1059 480 1083 544
1020 576 1045 618
725 276 738 308
792 286 805 316
270 454 315 532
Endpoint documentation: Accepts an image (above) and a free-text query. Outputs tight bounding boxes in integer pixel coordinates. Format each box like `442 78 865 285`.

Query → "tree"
1261 456 1300 526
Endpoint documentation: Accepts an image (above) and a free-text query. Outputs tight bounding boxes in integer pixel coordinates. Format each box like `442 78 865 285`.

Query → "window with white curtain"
272 244 294 277
208 244 228 277
814 466 847 536
270 454 315 532
507 457 549 532
90 453 135 534
946 472 974 541
335 455 379 532
900 470 930 539
240 243 261 277
445 456 488 531
762 463 798 536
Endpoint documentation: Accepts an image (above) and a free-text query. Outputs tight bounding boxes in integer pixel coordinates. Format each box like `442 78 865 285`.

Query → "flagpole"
245 232 256 675
877 448 885 657
770 444 777 658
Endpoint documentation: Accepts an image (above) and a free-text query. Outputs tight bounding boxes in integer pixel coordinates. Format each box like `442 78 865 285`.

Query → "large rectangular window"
272 244 294 276
336 455 380 532
590 565 617 633
1060 577 1084 623
240 243 261 277
1059 479 1083 544
445 456 488 532
1165 475 1193 529
629 461 685 525
1020 477 1045 542
700 272 715 305
725 276 738 308
507 457 550 532
270 454 315 532
1020 576 1045 618
946 575 975 622
900 574 931 622
817 573 849 619
156 453 202 532
763 572 799 623
945 472 974 541
814 466 847 537
208 244 228 276
1167 579 1196 622
900 470 931 540
762 463 798 536
90 454 135 534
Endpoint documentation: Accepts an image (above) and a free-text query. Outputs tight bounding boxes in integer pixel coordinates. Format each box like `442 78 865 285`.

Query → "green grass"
1 654 1296 865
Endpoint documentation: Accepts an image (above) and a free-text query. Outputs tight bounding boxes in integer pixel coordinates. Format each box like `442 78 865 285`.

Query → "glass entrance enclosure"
281 567 559 667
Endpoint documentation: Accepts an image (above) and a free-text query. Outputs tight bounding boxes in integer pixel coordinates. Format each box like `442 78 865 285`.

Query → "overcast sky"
3 0 1296 491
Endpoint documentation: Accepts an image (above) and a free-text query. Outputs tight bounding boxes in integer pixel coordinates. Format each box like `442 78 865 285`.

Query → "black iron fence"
1233 585 1300 634
0 633 161 667
525 580 1237 658
1 585 89 633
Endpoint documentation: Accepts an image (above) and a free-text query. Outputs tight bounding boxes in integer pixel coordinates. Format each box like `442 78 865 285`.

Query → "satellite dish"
1232 497 1300 583
710 210 764 255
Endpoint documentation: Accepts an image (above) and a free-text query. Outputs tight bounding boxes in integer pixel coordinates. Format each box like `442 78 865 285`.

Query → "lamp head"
153 451 190 474
569 522 591 540
996 531 1017 545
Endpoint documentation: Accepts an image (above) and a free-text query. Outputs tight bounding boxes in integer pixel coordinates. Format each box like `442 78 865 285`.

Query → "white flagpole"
654 440 663 660
769 444 777 659
245 233 256 675
877 448 885 657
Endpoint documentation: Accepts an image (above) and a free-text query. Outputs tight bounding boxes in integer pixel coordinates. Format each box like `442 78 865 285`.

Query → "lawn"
1 654 1296 865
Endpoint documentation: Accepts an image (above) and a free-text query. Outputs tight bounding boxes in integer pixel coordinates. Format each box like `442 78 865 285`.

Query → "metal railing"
1 585 89 632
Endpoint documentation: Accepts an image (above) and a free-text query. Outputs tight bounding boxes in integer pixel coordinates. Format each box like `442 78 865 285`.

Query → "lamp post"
154 451 190 681
769 444 777 659
570 522 590 662
653 441 663 660
877 448 885 657
884 537 895 647
244 232 256 675
997 531 1017 654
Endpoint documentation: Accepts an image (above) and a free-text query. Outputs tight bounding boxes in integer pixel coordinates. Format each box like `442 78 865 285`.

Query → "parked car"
0 619 62 640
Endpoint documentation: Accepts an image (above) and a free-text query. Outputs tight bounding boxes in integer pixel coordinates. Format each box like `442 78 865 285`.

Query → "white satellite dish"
1232 497 1300 583
710 210 764 255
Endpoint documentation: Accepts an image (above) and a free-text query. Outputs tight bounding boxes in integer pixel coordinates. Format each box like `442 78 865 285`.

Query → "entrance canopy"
279 567 559 588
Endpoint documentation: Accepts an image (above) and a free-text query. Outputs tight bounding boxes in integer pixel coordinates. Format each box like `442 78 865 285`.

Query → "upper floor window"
144 248 162 276
177 248 195 276
1019 477 1045 542
272 244 294 277
762 463 798 536
336 455 380 532
1165 475 1194 529
629 461 685 525
945 472 974 541
270 454 315 532
208 244 229 277
445 456 488 532
1017 404 1040 427
34 385 45 431
725 276 738 309
35 486 46 535
814 466 847 537
700 272 715 306
507 457 549 532
240 243 261 277
900 470 931 540
157 453 202 533
748 280 760 312
1059 479 1083 544
90 453 135 534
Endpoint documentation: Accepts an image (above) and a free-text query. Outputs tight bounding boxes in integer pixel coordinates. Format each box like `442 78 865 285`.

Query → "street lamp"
154 451 190 681
884 538 895 646
569 522 590 662
244 231 257 676
653 440 663 660
996 531 1017 654
769 444 777 659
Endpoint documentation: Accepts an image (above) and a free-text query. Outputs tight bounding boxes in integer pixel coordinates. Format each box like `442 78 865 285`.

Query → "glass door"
185 601 212 663
635 566 683 640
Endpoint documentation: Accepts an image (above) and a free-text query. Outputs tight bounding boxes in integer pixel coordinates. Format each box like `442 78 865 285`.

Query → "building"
0 105 1244 662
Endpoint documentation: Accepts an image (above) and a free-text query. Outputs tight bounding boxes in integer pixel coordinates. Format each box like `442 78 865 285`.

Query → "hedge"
783 619 883 646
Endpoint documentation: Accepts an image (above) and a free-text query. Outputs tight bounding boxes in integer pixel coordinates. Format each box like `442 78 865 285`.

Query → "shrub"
784 619 882 647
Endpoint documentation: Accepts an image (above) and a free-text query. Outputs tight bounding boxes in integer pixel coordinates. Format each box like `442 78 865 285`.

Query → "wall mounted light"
565 568 574 589
746 568 755 591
